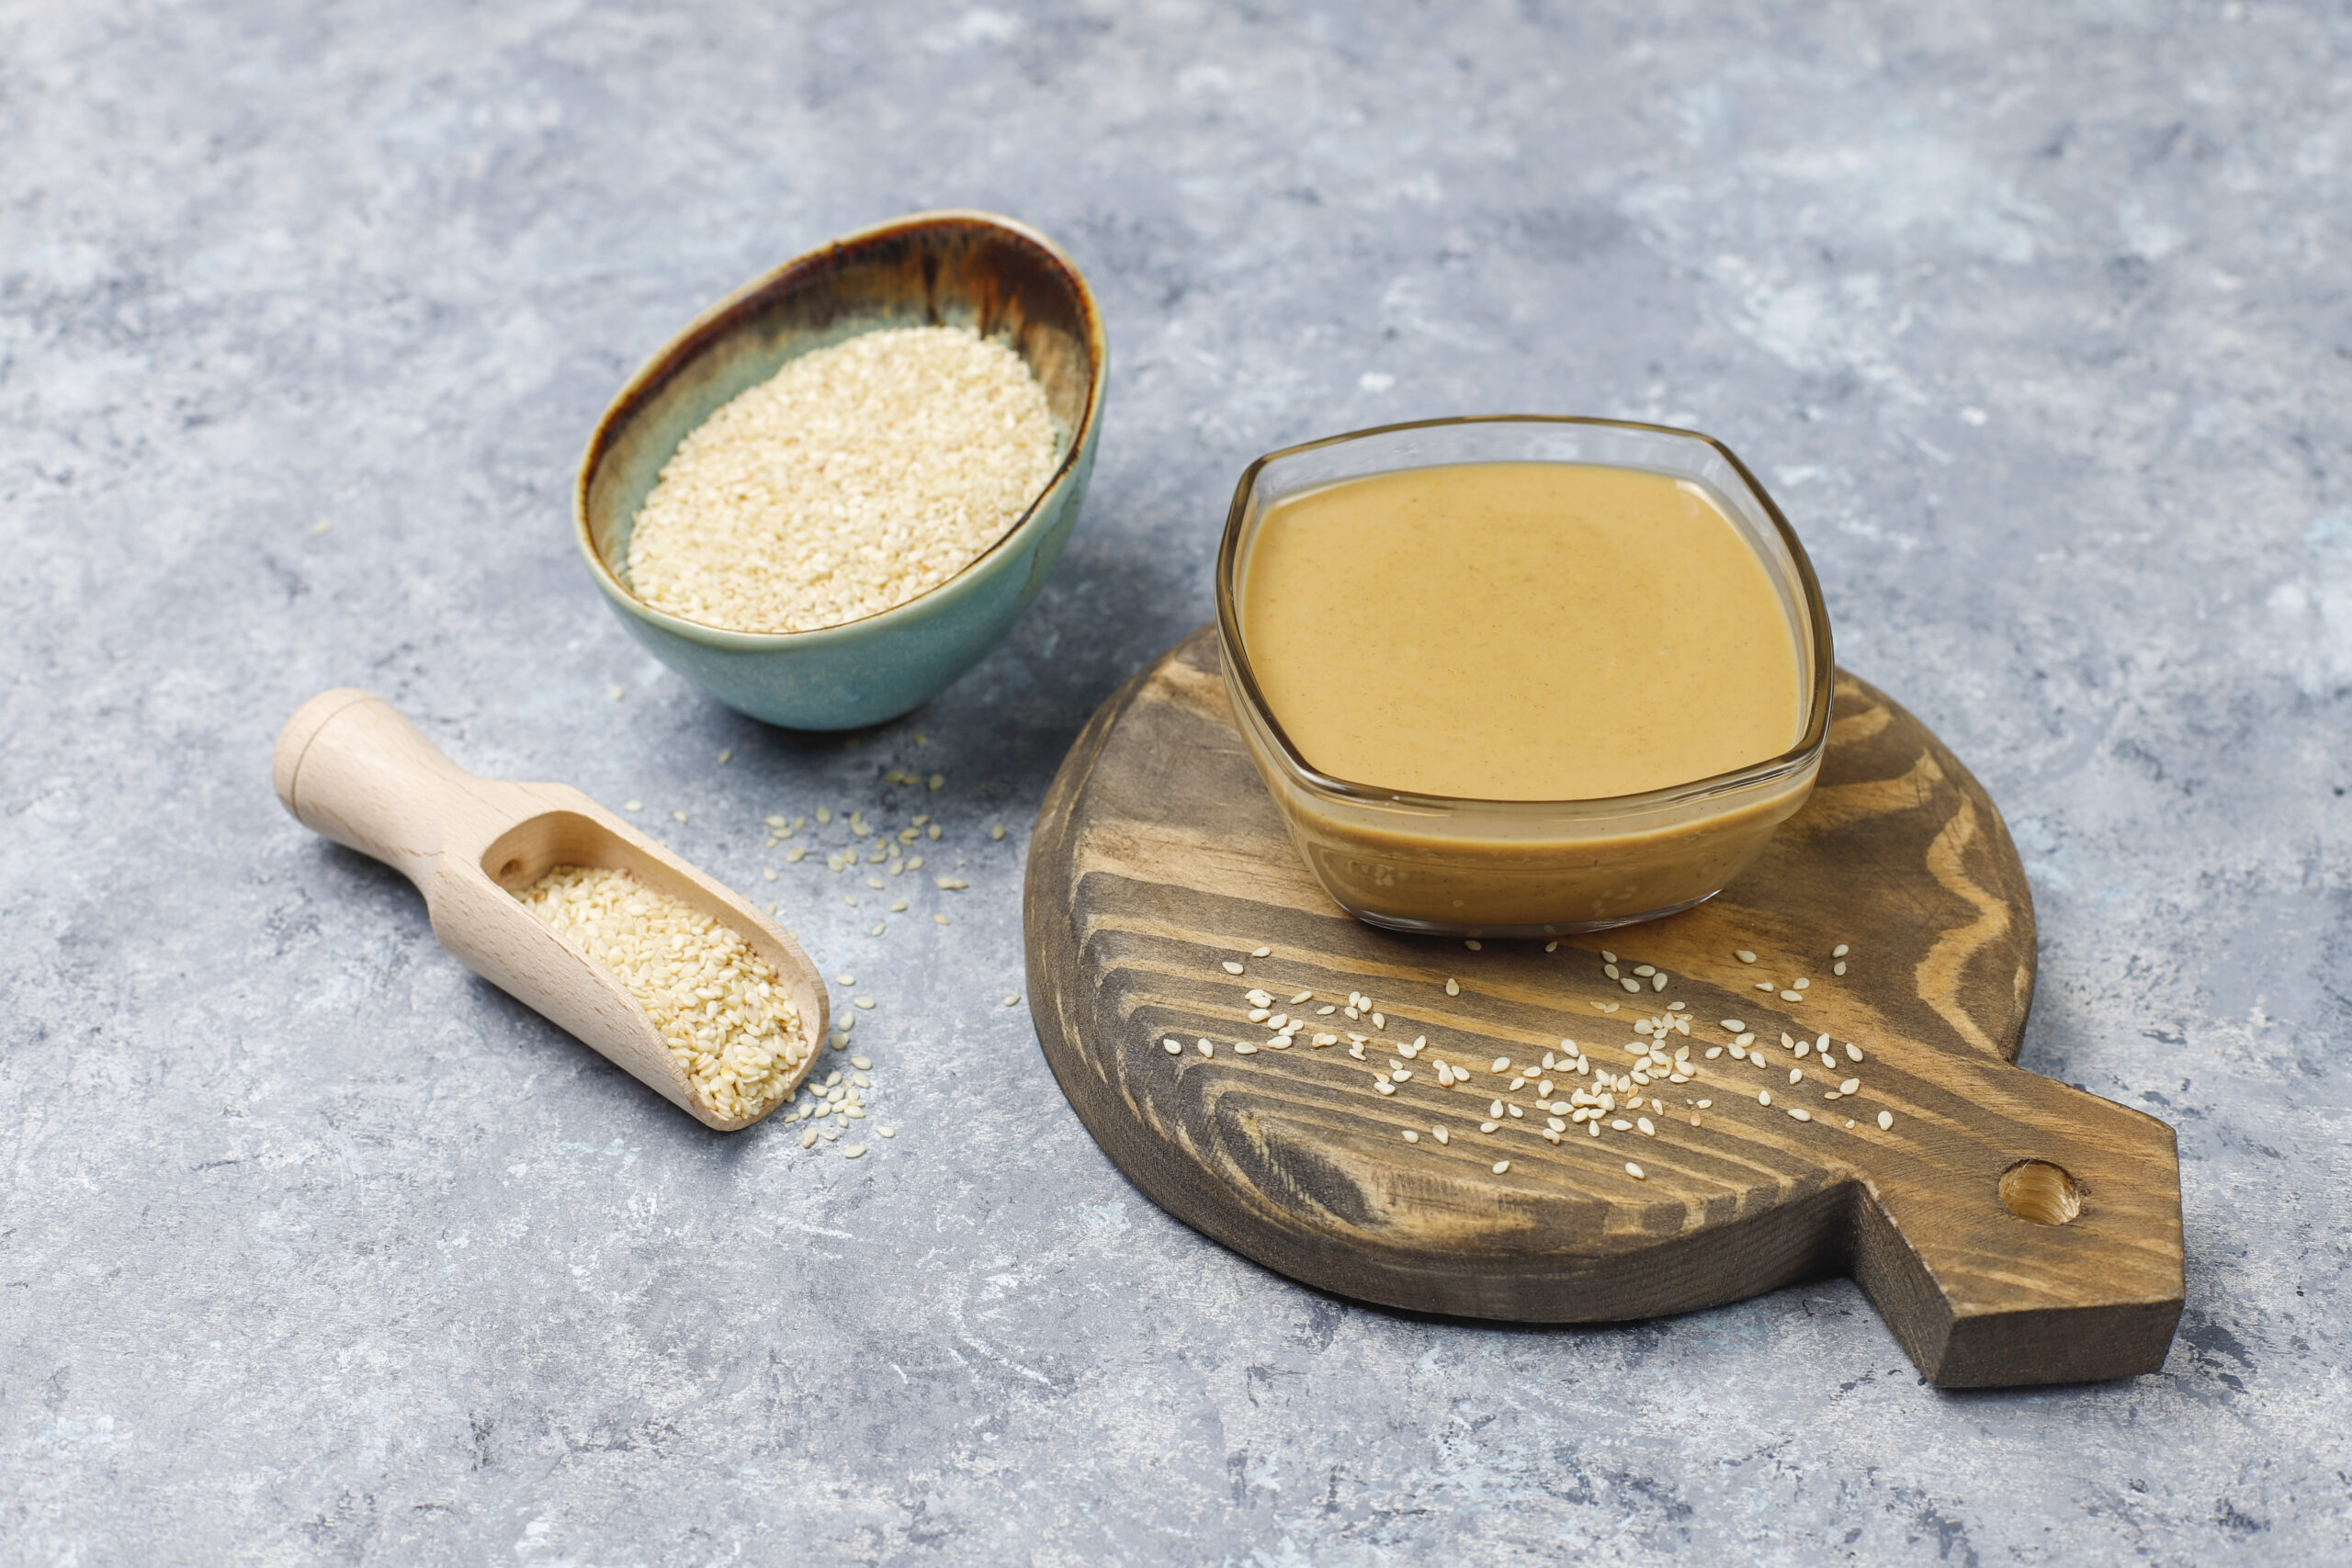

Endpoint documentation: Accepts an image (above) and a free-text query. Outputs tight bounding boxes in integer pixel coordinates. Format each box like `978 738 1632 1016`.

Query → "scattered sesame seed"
1004 994 1021 1007
1839 1077 1860 1094
1834 961 1848 976
1374 1081 1396 1095
1878 1111 1894 1130
1544 942 1557 952
1464 940 1482 951
1290 989 1313 1004
1780 989 1803 1002
1444 978 1460 996
854 997 876 1010
1832 943 1849 958
1789 1068 1804 1084
850 1055 872 1070
1252 945 1272 958
1622 978 1642 993
1793 977 1810 990
1491 1160 1510 1175
1163 1039 1182 1055
1759 1090 1772 1106
1402 1130 1419 1143
1636 1117 1656 1136
672 810 690 825
1625 1161 1645 1179
1221 961 1245 975
1235 1043 1259 1055
842 1144 867 1157
1721 1019 1746 1032
1847 1043 1863 1062
879 1126 896 1138
1788 1109 1811 1122
623 800 643 813
1481 1121 1499 1133
801 1128 819 1148
935 876 969 891
1432 1126 1448 1144
1197 1040 1213 1056
1736 950 1757 963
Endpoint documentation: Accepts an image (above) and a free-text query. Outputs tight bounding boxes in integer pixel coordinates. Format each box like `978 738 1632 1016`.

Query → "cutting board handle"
1852 1063 2183 1387
272 689 494 890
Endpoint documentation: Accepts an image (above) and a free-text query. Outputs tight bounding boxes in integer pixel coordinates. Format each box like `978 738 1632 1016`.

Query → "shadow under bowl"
575 209 1108 731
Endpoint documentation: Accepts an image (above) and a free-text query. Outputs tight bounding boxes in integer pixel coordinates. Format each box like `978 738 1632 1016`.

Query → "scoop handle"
272 689 480 890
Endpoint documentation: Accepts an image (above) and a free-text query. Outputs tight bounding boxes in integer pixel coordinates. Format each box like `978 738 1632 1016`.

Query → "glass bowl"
1215 416 1834 938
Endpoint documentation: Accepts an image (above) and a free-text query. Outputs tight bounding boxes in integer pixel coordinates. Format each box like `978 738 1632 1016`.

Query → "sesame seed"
850 1055 872 1070
1789 1068 1804 1084
1491 1160 1510 1175
1432 1126 1449 1144
1252 945 1271 958
1611 1118 1631 1131
1832 943 1849 958
1625 1161 1645 1179
990 825 1006 840
1374 1081 1396 1095
1736 950 1757 963
1371 1012 1385 1029
1780 990 1802 1002
1163 1039 1182 1055
1847 1043 1863 1062
1622 978 1642 993
1788 1109 1811 1122
1464 939 1482 950
1290 989 1313 1004
1636 1117 1655 1136
843 1144 867 1157
623 800 643 813
1234 1043 1258 1055
1402 1130 1420 1143
1481 1121 1499 1133
1793 977 1810 990
1839 1077 1860 1094
1196 1040 1213 1056
1759 1090 1772 1107
1721 1019 1746 1032
854 997 876 1010
1877 1110 1894 1130
1544 942 1557 952
879 1127 895 1138
1221 961 1245 975
1834 961 1848 976
1444 978 1460 996
1004 994 1021 1007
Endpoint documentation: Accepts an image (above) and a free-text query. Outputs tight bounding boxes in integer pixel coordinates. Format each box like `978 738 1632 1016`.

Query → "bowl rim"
1214 413 1837 817
572 209 1109 650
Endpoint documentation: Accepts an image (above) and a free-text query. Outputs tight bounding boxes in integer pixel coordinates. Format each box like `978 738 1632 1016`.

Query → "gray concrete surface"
4 1 2348 1562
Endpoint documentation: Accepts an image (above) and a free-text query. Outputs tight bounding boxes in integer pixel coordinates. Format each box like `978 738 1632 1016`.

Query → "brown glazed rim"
572 209 1108 648
1214 414 1838 815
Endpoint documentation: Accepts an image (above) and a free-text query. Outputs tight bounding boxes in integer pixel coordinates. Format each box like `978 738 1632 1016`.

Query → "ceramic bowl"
1216 416 1835 937
575 210 1107 730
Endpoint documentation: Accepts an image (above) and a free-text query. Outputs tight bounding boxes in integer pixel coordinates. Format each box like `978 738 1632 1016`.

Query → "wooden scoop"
273 689 828 1130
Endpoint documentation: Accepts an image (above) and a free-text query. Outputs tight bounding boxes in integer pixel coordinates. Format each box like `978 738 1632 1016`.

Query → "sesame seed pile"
624 324 1059 634
608 733 1023 1159
1164 939 1894 1182
515 865 810 1122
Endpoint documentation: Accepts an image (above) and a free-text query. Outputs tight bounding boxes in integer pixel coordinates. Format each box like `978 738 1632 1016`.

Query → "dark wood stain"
1024 626 2184 1388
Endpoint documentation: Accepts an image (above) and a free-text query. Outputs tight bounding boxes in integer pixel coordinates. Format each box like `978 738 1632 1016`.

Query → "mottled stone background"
4 1 2347 1562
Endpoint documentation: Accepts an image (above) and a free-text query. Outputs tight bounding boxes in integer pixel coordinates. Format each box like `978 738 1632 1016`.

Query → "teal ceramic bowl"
574 210 1107 730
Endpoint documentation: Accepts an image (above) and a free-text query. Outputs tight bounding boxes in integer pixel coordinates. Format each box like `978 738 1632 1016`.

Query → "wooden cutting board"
1023 626 2183 1388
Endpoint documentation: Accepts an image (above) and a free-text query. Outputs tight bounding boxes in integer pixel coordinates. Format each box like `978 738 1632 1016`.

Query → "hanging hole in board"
1999 1159 2084 1226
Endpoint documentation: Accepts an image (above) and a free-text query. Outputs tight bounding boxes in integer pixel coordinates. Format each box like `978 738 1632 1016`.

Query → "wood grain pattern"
274 689 828 1130
1023 627 2183 1387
